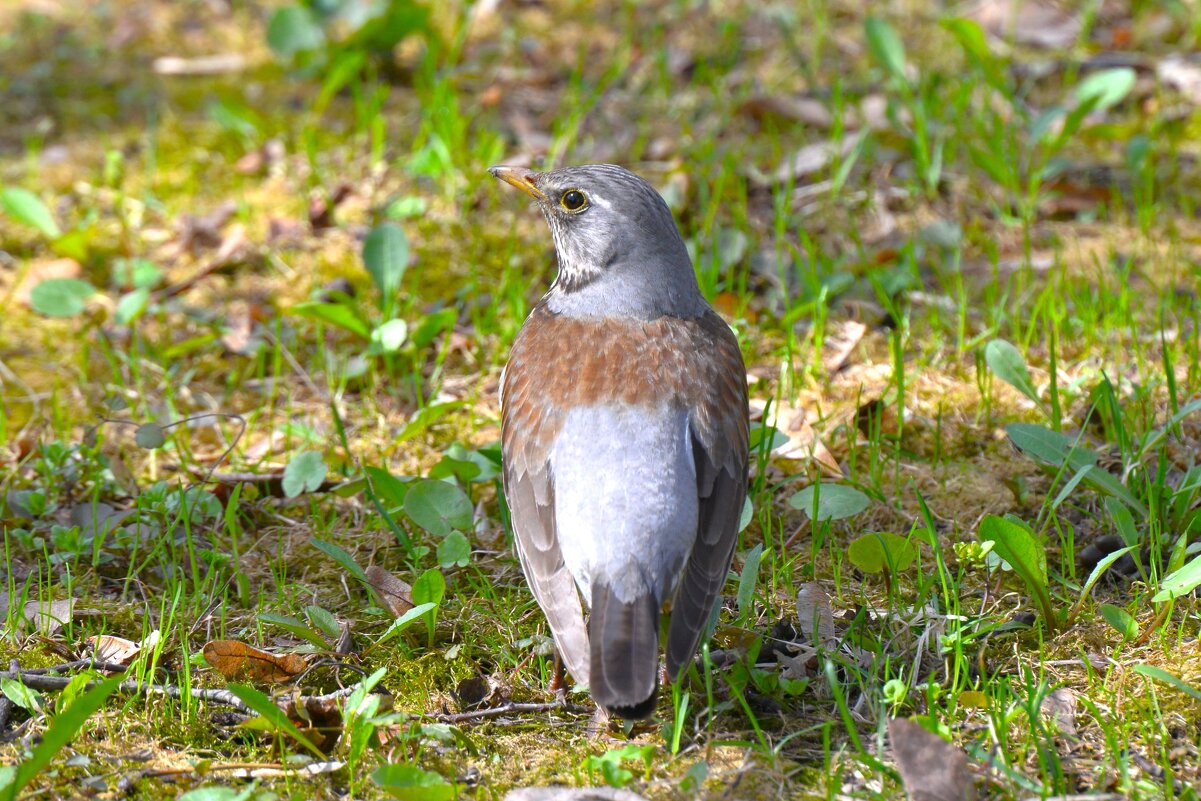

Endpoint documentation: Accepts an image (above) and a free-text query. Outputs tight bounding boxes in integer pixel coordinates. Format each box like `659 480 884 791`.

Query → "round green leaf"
1099 603 1138 640
847 531 917 574
373 763 454 801
437 531 471 568
266 5 324 58
372 318 408 352
134 423 166 450
283 451 328 498
29 278 96 318
403 479 472 537
788 484 871 521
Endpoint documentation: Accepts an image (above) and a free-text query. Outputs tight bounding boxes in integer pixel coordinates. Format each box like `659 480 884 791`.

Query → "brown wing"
666 311 749 678
501 319 591 686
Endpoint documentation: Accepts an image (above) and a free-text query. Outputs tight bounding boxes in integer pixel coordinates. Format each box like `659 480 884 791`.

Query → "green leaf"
371 318 408 353
363 222 409 306
266 5 324 58
29 278 95 318
410 307 457 348
227 684 325 757
372 763 454 801
1099 603 1138 640
178 785 258 801
1132 664 1201 702
437 531 471 568
310 537 370 586
979 514 1056 631
1067 545 1135 624
395 401 465 443
788 484 871 521
283 451 327 498
411 568 445 607
115 287 151 325
865 16 907 82
305 605 340 639
364 465 410 509
985 339 1040 405
134 422 166 450
736 544 763 622
257 612 329 649
0 187 61 239
847 531 917 574
290 300 372 339
403 478 472 537
1151 553 1201 602
376 602 437 645
0 678 42 712
738 496 753 533
1075 67 1136 112
1006 424 1147 517
3 676 121 801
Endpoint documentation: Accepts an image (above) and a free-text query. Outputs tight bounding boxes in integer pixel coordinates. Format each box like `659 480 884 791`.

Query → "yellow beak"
489 166 546 200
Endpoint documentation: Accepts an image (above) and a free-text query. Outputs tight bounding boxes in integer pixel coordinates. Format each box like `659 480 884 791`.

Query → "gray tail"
589 581 660 720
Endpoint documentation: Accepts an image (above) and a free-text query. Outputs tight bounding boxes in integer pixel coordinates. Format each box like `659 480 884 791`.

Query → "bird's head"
489 163 705 319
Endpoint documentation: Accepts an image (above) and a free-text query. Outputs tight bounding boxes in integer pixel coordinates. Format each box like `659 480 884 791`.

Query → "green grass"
3 0 1201 798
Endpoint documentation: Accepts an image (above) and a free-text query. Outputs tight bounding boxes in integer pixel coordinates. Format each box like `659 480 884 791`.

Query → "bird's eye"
560 189 588 212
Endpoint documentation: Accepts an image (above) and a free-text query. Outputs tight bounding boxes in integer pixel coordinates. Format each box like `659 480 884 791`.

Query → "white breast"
550 404 698 606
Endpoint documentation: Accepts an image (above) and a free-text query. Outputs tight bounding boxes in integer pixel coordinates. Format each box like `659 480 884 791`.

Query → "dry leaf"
795 583 837 649
822 319 868 374
309 184 352 231
85 634 140 665
888 717 977 801
1157 56 1201 105
970 0 1081 49
505 789 650 801
203 640 308 683
1040 687 1078 735
21 599 77 636
757 132 861 186
752 398 843 476
366 565 415 618
738 95 832 129
175 201 237 254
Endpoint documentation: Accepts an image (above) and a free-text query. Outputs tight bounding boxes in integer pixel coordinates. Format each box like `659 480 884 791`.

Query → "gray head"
489 163 708 320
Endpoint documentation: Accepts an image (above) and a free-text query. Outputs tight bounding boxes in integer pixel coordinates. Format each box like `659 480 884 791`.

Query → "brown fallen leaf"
795 582 837 649
752 132 863 186
1157 56 1201 106
822 319 868 375
888 717 977 801
738 95 832 129
1040 686 1078 735
752 398 843 477
84 634 141 666
970 0 1081 49
366 565 415 618
175 201 237 255
203 640 309 683
309 184 353 231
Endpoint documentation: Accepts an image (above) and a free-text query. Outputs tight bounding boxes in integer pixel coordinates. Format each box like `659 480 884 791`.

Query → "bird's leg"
548 649 567 702
585 705 611 738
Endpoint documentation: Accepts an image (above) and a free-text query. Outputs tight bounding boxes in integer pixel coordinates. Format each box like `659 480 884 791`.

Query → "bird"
490 163 749 720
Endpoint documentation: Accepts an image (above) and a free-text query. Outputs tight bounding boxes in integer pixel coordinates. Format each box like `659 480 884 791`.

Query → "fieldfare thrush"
490 163 749 720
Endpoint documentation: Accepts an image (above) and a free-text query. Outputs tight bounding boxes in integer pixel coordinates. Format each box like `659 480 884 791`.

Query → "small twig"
432 701 592 724
0 670 253 714
21 659 131 675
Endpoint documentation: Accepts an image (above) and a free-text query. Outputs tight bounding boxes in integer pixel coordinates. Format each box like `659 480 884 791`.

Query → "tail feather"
589 581 660 719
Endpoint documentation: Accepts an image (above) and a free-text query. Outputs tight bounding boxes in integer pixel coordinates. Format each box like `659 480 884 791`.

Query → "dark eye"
560 189 588 212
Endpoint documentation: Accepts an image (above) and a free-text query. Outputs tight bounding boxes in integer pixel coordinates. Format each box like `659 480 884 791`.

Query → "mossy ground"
3 0 1201 798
